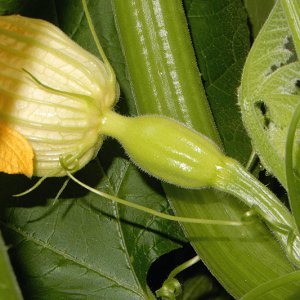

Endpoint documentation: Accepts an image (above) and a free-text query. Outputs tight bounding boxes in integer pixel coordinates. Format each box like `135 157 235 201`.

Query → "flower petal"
0 121 33 177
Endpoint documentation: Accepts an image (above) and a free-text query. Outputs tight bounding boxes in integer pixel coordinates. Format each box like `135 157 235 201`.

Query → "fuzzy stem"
216 158 300 267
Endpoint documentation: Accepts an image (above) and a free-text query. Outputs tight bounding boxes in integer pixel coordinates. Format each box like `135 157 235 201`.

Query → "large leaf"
0 0 185 298
0 231 22 300
0 156 184 299
0 0 22 15
244 0 276 38
184 0 252 163
239 1 299 188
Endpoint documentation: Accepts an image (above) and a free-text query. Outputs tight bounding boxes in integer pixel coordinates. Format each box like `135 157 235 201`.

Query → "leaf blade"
184 0 252 163
239 1 300 188
1 157 184 299
0 231 23 300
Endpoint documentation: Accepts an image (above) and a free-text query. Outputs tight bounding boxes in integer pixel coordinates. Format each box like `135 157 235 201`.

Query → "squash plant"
1 0 300 299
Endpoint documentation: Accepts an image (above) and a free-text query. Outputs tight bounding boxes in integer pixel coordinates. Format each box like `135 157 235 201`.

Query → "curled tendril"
242 207 259 223
59 154 80 173
156 278 181 300
155 256 200 300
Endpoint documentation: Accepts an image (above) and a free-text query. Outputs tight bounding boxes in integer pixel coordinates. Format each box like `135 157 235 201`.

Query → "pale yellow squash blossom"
0 15 118 177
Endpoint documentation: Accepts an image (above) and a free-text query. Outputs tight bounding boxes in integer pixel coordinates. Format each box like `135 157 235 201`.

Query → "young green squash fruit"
101 111 226 188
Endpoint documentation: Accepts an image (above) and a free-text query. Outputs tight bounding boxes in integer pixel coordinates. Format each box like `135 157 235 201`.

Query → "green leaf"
0 156 184 299
0 0 22 15
184 0 252 164
285 97 300 237
283 0 300 231
282 0 300 57
239 1 300 188
244 0 276 38
241 271 300 300
0 231 23 300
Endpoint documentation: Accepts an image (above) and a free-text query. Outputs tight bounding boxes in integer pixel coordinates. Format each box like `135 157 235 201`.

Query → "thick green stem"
216 159 300 267
111 0 219 142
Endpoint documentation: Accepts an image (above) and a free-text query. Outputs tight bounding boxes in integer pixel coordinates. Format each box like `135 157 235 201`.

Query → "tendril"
66 171 253 226
23 68 95 103
59 154 80 173
155 256 200 299
13 175 49 197
81 0 115 83
155 278 181 300
53 178 70 205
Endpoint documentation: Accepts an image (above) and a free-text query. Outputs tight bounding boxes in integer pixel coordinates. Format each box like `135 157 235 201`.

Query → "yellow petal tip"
0 122 34 177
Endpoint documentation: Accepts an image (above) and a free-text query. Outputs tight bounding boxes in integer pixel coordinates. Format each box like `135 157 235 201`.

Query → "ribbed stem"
112 0 219 142
216 158 300 266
